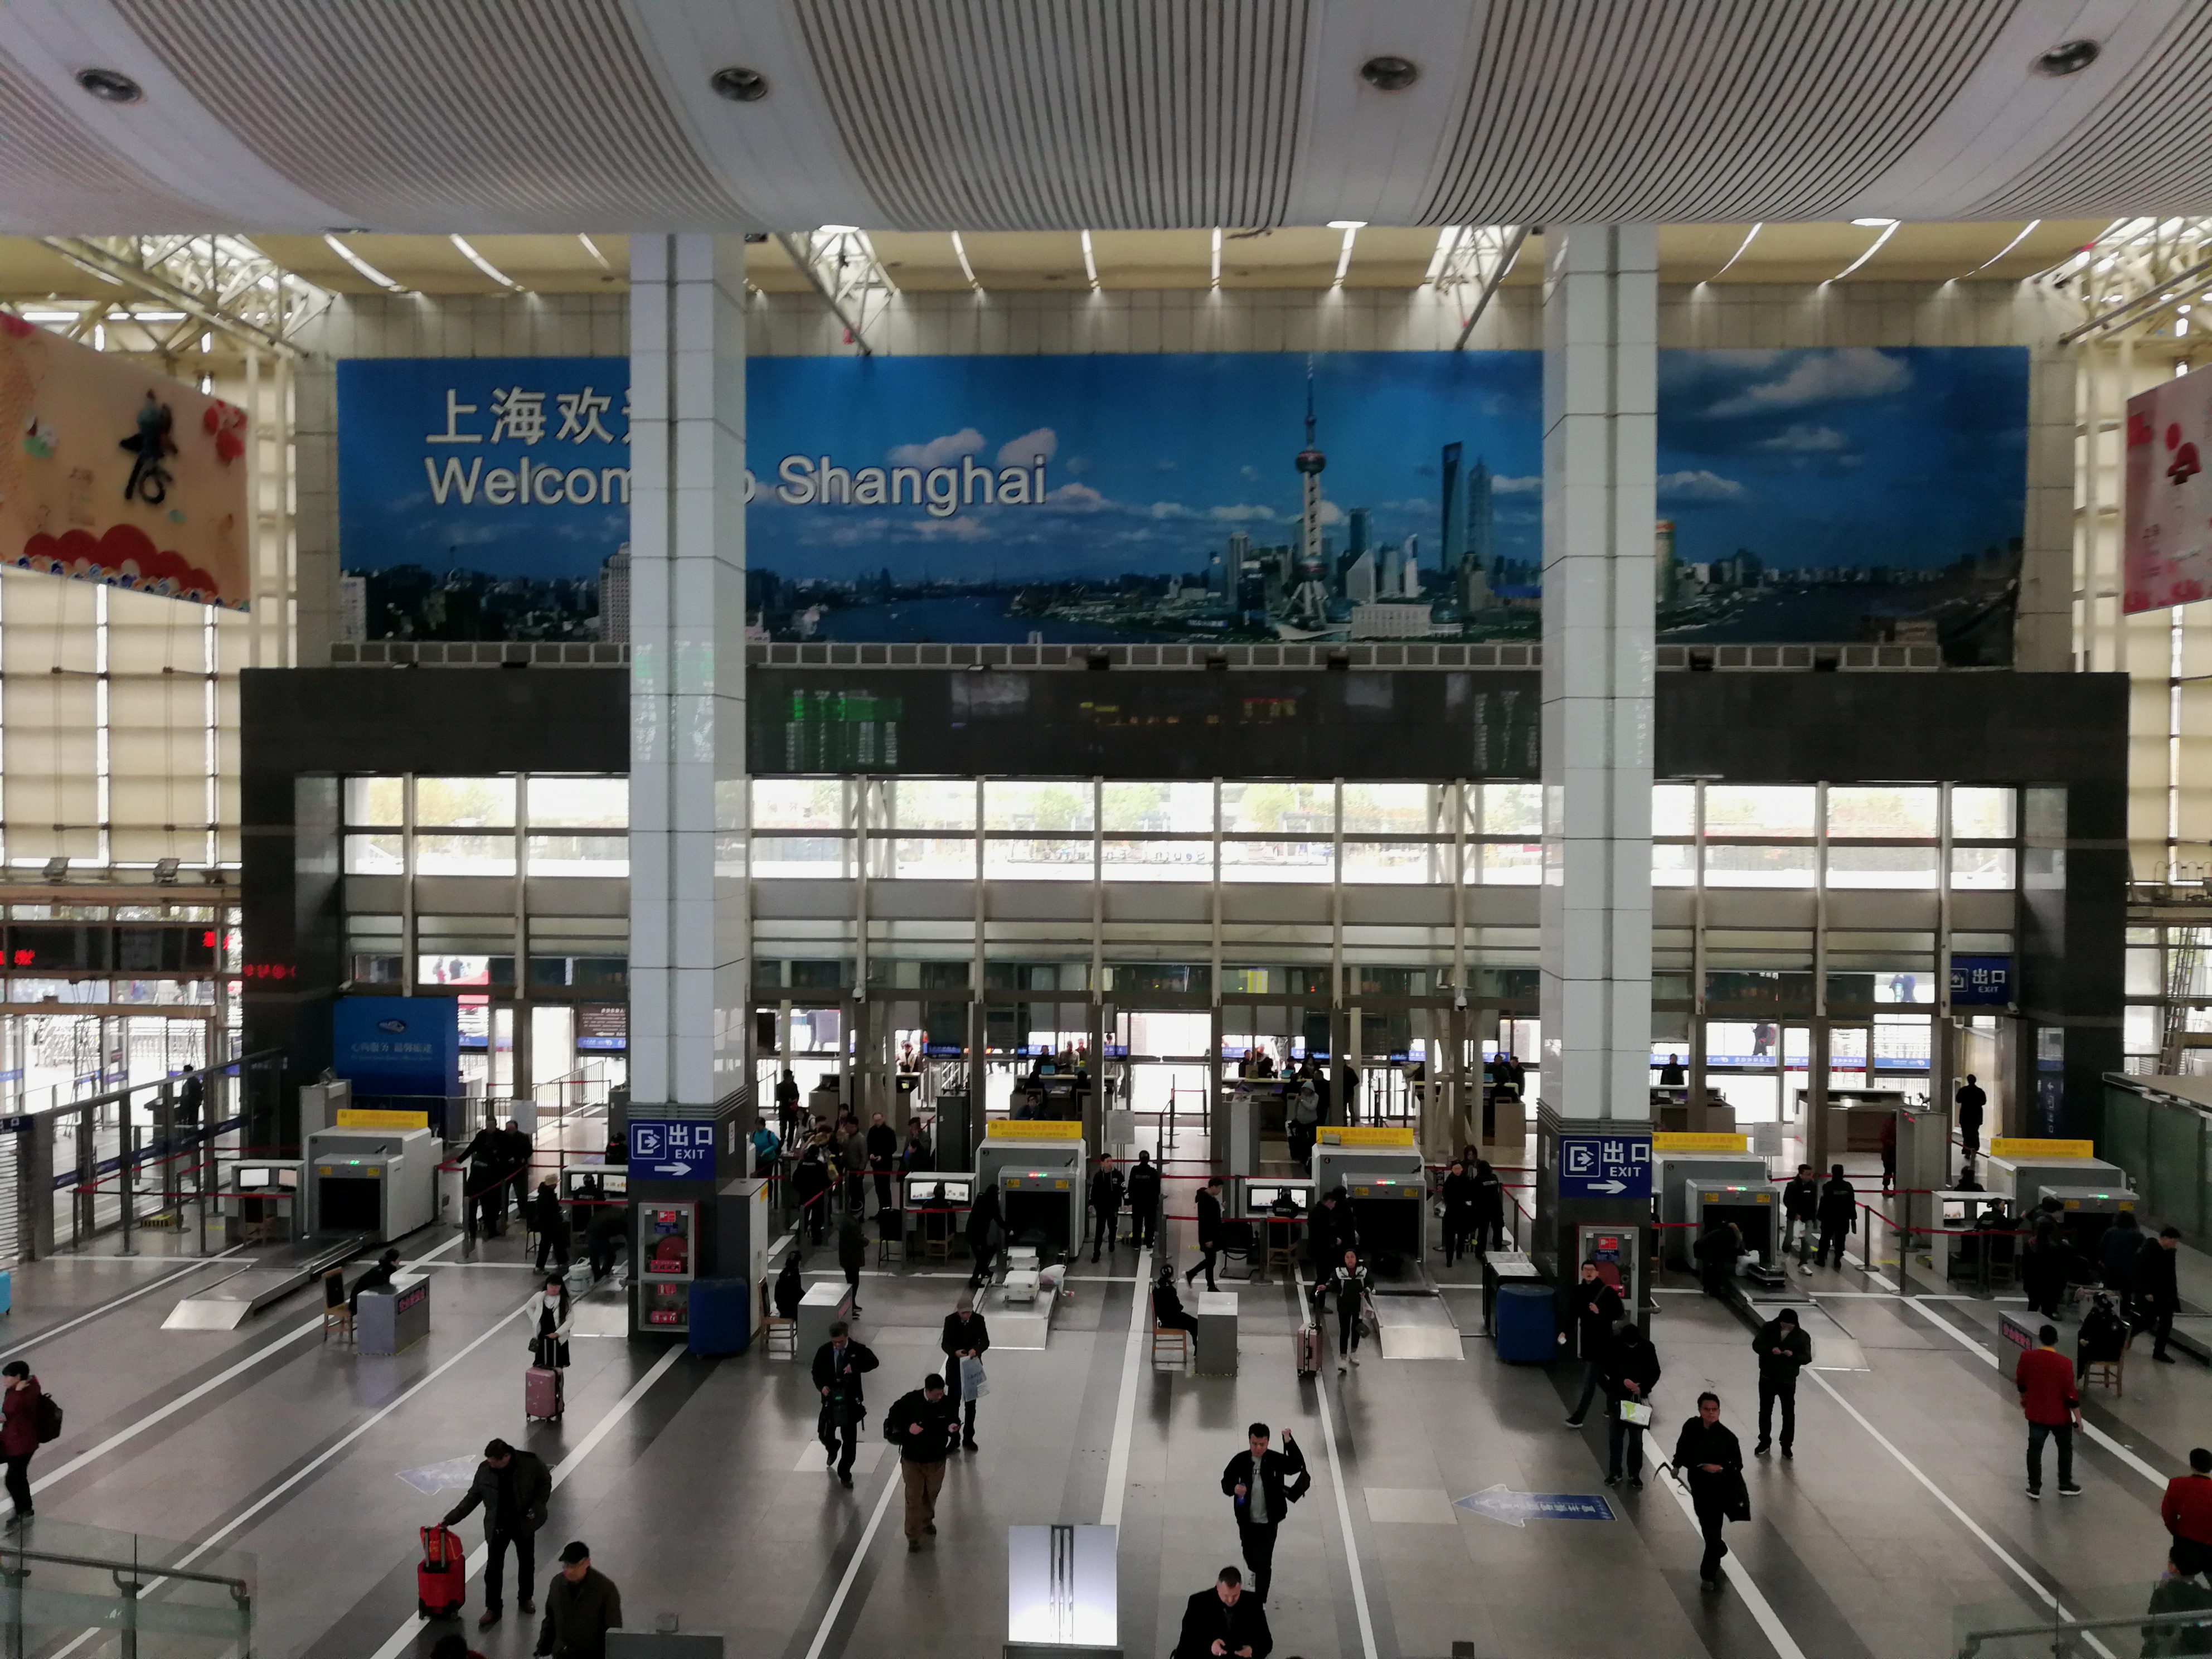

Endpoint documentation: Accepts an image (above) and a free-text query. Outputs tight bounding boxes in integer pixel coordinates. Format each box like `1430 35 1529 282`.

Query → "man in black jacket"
2139 1226 2183 1363
866 1113 899 1215
1126 1151 1162 1251
1694 1219 1743 1299
1750 1307 1811 1458
464 1119 508 1237
941 1293 991 1450
1219 1423 1309 1602
1780 1163 1819 1274
1089 1156 1126 1262
1813 1164 1856 1271
1600 1323 1661 1488
810 1323 880 1487
887 1374 962 1550
1186 1176 1225 1292
439 1438 550 1631
1670 1392 1745 1591
1439 1161 1476 1265
1172 1566 1273 1659
1562 1262 1624 1427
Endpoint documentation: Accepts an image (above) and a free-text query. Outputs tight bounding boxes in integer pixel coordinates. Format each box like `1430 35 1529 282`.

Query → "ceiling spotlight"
75 67 142 104
711 65 768 102
2032 38 2099 76
1359 55 1419 91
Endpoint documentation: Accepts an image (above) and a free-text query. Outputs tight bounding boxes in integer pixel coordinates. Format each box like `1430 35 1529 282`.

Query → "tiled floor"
0 1152 2201 1659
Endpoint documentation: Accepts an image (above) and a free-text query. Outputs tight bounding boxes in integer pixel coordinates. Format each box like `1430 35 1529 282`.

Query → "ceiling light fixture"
1423 227 1459 285
1714 222 1763 276
324 234 405 293
75 67 142 104
710 65 769 101
450 235 519 289
1330 221 1364 287
1832 219 1902 282
1850 217 1898 228
19 310 75 324
818 224 858 236
2032 38 2099 76
1966 218 2041 276
1210 227 1223 290
1080 229 1099 289
577 234 610 270
1359 55 1418 91
950 231 980 289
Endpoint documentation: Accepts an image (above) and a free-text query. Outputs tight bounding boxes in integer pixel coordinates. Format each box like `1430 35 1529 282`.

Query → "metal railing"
1957 1602 2212 1657
0 1520 254 1658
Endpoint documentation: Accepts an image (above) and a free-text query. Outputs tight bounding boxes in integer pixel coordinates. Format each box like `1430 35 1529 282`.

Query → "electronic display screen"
576 1003 627 1052
237 1167 270 1190
1246 1184 1309 1214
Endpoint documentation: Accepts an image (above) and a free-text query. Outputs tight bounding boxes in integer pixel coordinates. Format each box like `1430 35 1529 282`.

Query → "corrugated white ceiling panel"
0 51 208 232
794 0 1313 230
109 0 754 230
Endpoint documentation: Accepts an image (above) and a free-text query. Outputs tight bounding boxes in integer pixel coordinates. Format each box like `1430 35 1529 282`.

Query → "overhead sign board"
627 1119 717 1180
1318 1126 1418 1147
1558 1133 1652 1200
986 1120 1083 1141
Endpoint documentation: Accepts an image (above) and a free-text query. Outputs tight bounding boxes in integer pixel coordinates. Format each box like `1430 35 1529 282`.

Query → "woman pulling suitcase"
527 1274 573 1422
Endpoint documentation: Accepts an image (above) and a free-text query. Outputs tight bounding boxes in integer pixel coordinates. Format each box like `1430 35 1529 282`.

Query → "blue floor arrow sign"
396 1454 484 1496
1454 1485 1615 1527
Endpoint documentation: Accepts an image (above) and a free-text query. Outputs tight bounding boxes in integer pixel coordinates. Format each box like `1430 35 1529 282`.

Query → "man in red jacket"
2016 1323 2082 1499
2164 1448 2212 1578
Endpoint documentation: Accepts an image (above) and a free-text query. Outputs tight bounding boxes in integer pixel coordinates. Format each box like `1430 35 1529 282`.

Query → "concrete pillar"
626 235 749 1318
1533 225 1657 1278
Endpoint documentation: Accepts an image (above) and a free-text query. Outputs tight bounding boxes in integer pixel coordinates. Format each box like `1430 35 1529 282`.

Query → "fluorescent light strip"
1423 227 1459 285
950 230 979 288
323 234 405 293
1831 220 1901 283
1714 222 1762 277
577 234 610 270
1080 229 1099 289
450 235 519 289
1332 224 1361 286
1210 227 1223 289
1968 219 2041 275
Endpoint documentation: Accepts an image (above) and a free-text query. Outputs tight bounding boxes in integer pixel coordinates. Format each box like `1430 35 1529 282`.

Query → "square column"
628 234 750 1128
1535 225 1656 1277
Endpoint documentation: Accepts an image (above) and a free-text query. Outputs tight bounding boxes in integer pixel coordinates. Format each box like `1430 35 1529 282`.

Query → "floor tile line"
1295 1268 1377 1659
801 1452 903 1659
1637 1440 1808 1659
0 1243 249 1365
1099 1245 1152 1531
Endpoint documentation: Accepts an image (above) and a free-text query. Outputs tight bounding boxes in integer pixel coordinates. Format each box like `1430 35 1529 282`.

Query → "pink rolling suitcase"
526 1364 564 1422
1296 1322 1324 1378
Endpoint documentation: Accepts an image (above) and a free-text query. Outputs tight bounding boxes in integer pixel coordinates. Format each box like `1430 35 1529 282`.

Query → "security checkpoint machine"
2038 1184 2139 1258
903 1172 973 1260
305 1127 440 1242
1311 1129 1426 1272
1655 1144 1768 1268
1683 1180 1781 1270
1983 1146 2131 1208
977 1124 1085 1257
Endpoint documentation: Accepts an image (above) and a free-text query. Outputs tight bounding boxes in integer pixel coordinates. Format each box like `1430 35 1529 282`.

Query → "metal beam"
2046 217 2212 345
1434 225 1529 350
37 235 327 357
774 229 897 356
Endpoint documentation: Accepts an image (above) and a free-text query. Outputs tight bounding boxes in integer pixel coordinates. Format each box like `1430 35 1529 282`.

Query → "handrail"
18 1047 281 1120
0 1541 250 1603
1957 1603 2212 1658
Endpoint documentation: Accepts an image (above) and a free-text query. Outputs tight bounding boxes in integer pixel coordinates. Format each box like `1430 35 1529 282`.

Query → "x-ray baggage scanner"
1656 1150 1768 1268
1684 1180 1780 1265
305 1127 439 1243
1311 1131 1426 1265
2038 1184 2139 1258
978 1126 1085 1255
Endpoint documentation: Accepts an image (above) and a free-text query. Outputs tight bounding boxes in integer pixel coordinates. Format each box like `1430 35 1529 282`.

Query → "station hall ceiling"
0 1 2203 237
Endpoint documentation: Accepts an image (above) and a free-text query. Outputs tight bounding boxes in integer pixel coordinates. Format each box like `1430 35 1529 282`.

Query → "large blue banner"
331 996 460 1102
337 347 2026 658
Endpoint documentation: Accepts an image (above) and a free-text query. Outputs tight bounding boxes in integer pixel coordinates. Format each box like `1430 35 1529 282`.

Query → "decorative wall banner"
337 347 2027 658
2124 370 2212 613
0 316 249 608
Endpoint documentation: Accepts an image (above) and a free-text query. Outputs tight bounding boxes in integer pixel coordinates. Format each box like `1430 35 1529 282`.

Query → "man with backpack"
0 1361 55 1526
886 1373 962 1550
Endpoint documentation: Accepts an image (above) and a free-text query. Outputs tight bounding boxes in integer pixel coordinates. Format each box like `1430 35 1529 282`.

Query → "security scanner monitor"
560 1164 628 1202
1937 1189 2020 1282
904 1172 974 1211
304 1128 439 1243
977 1134 1085 1255
2038 1185 2138 1257
220 1159 305 1240
1684 1180 1779 1265
1238 1179 1313 1219
1656 1152 1769 1267
1021 1075 1086 1122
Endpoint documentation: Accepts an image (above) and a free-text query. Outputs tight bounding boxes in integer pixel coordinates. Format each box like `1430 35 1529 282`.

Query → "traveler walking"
1309 1183 1357 1266
1472 1158 1506 1253
1751 1307 1811 1458
1314 1248 1372 1372
464 1119 508 1237
941 1292 991 1451
2101 1209 2147 1296
1694 1219 1743 1299
1126 1151 1162 1250
439 1438 549 1631
1171 1566 1273 1659
1186 1176 1225 1293
2017 1323 2083 1498
0 1362 43 1525
811 1322 879 1487
1220 1423 1309 1603
886 1373 962 1550
2140 1226 2184 1363
1781 1164 1819 1272
1600 1323 1661 1488
1879 1113 1898 1194
2164 1449 2212 1579
866 1113 898 1214
532 1275 573 1374
775 1066 801 1138
1089 1154 1125 1261
2020 1225 2069 1321
1813 1164 1856 1270
966 1181 1003 1289
534 1541 620 1659
793 1146 833 1245
503 1118 534 1224
531 1180 571 1274
1956 1074 1987 1162
1670 1393 1747 1591
1562 1262 1624 1427
1287 1076 1320 1168
837 1212 867 1316
1439 1160 1476 1265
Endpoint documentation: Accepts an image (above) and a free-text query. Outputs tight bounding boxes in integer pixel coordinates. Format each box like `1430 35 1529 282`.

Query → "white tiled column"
629 235 749 1119
1539 225 1655 1129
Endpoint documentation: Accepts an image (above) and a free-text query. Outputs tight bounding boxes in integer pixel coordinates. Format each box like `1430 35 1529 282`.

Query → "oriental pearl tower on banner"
1286 358 1332 629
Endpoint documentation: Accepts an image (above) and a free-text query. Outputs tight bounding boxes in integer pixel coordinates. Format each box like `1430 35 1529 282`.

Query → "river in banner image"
802 595 1134 643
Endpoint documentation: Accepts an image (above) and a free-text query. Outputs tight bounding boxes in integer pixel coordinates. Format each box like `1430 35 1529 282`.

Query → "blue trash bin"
1493 1282 1557 1364
688 1277 750 1356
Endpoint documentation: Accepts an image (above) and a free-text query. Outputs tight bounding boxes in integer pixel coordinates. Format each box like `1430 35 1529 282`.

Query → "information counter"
357 1272 430 1355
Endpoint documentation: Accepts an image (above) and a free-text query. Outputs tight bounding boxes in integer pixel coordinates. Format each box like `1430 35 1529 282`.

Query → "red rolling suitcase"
526 1364 564 1422
417 1524 465 1619
1296 1322 1324 1378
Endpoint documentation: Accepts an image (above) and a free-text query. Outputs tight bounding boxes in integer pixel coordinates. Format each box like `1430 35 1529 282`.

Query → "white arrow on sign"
652 1161 692 1177
1587 1179 1627 1194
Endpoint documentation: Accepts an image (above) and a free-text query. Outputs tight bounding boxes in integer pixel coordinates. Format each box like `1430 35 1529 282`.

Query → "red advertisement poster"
2125 371 2212 613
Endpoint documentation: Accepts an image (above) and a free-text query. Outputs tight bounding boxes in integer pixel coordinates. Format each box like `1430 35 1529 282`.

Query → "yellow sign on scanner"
1652 1132 1748 1153
986 1120 1083 1140
1989 1137 2095 1160
1319 1126 1417 1147
335 1108 430 1131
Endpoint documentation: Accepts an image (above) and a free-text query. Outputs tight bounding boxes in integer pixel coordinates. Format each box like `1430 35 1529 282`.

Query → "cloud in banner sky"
1657 469 1746 501
997 426 1057 467
887 428 986 468
1492 473 1541 493
1757 423 1851 453
1706 347 1910 417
